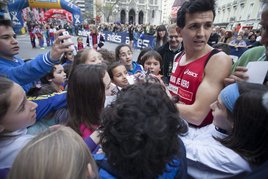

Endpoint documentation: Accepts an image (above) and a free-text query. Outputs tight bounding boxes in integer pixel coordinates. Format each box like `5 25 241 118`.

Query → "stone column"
126 10 129 24
136 10 139 24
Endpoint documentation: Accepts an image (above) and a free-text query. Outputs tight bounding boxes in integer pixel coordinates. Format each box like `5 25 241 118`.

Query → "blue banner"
102 31 155 49
78 30 155 49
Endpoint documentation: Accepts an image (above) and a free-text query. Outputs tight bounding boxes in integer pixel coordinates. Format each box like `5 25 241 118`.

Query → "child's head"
77 36 83 43
0 77 38 133
8 126 98 179
115 44 133 67
100 83 187 178
211 82 268 165
73 48 103 66
97 48 116 66
61 52 74 64
140 50 162 75
108 62 129 88
67 64 114 135
136 47 152 64
41 64 66 87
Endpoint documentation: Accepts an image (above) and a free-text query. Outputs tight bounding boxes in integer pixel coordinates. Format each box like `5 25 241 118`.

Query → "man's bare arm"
177 52 232 126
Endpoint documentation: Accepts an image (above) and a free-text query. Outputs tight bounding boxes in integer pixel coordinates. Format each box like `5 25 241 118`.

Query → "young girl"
9 126 98 179
140 50 162 78
67 64 114 139
181 82 268 178
0 77 37 176
115 44 143 75
108 62 129 89
87 26 104 50
77 36 84 51
61 51 74 66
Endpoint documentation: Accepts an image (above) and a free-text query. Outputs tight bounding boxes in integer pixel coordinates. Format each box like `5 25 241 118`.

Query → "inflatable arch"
8 0 82 33
44 9 73 22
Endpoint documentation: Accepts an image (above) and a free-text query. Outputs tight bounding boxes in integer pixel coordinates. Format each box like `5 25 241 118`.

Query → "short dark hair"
0 19 13 27
100 83 188 178
177 0 216 28
136 47 152 64
67 64 106 135
140 50 162 68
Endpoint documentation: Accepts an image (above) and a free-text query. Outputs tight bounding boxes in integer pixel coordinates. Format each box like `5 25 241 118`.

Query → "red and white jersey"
169 49 219 127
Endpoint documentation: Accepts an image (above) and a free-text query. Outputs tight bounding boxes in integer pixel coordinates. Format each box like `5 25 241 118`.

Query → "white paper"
246 61 268 84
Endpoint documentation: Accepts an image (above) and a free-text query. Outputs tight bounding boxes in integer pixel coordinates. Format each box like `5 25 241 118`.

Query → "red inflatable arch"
44 9 72 22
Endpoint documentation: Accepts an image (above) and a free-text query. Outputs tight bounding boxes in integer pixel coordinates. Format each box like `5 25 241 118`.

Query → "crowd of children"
1 0 268 178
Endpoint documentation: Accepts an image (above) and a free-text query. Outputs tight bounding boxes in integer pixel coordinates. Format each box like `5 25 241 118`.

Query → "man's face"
168 28 181 50
0 26 19 60
260 9 268 58
177 11 214 52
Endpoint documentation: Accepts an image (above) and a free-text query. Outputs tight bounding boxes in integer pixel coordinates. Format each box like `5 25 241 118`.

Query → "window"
152 10 155 18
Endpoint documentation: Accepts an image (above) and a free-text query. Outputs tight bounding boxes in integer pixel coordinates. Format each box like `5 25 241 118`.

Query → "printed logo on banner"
107 33 122 43
137 39 149 48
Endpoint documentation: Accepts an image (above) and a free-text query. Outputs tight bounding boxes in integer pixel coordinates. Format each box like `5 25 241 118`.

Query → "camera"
61 31 77 56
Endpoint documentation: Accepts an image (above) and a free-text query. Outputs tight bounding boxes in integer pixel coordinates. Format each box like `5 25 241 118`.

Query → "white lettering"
181 79 189 88
107 34 121 43
176 78 181 85
183 69 198 78
170 75 176 83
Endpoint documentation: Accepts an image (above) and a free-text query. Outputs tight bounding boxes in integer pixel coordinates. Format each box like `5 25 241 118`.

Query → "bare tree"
95 0 120 23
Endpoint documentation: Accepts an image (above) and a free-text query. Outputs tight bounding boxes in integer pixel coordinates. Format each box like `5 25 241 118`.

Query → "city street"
17 34 140 61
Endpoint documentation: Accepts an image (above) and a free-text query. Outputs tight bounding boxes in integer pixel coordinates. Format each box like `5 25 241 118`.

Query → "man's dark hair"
0 19 13 27
177 0 216 28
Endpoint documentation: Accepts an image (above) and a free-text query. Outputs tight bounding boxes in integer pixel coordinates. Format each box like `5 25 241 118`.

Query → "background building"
214 0 263 30
161 0 173 24
99 0 162 25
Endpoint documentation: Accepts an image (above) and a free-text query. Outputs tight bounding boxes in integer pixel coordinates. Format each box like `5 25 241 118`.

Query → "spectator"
224 2 268 86
87 26 105 50
0 19 73 92
181 82 268 178
67 64 115 139
115 44 143 75
95 83 188 178
157 23 183 84
154 25 168 49
0 77 37 177
8 126 98 179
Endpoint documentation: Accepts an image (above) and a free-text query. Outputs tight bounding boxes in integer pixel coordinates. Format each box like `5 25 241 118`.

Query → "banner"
78 30 155 49
28 0 61 8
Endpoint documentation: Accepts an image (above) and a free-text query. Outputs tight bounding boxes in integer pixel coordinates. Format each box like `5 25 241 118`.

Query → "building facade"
214 0 264 30
102 0 162 25
162 0 174 24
